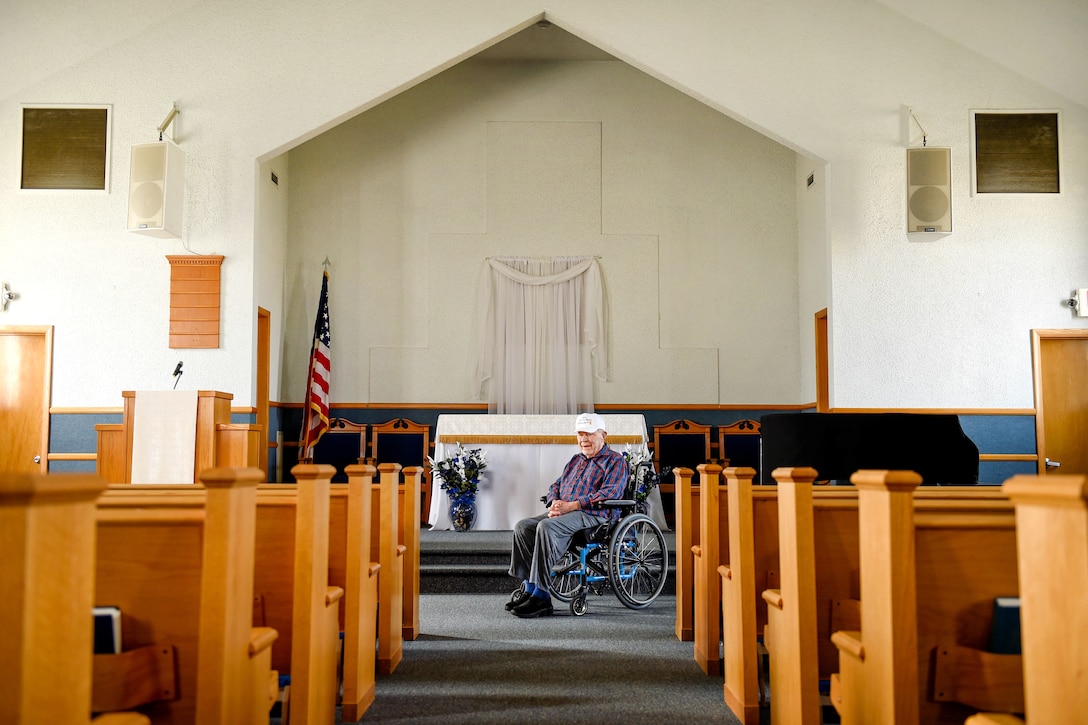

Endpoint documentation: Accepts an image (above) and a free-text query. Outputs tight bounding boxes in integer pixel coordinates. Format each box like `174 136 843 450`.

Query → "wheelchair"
543 467 669 616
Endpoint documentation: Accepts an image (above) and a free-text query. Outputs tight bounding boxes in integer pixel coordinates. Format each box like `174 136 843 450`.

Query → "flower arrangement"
428 442 488 504
622 444 662 510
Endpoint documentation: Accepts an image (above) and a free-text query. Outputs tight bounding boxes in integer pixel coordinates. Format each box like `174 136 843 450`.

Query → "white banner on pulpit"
131 390 198 483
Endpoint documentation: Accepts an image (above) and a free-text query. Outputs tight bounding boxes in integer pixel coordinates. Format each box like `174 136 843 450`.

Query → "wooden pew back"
264 467 383 720
831 471 1020 725
94 468 276 725
708 473 1011 725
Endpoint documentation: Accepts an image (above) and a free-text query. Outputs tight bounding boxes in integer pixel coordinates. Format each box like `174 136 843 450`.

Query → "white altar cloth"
427 414 668 531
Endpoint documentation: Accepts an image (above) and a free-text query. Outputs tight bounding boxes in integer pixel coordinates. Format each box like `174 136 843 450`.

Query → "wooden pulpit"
95 390 261 483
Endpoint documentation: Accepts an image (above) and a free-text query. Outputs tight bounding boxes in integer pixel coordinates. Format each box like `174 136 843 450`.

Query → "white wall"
1 0 1084 410
284 59 799 405
254 153 289 403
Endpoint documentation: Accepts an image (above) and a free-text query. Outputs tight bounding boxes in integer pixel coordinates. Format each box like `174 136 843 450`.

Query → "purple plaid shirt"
546 445 629 520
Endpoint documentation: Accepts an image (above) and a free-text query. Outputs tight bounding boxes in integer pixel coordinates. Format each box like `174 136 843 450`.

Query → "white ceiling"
2 2 1084 107
874 0 1088 109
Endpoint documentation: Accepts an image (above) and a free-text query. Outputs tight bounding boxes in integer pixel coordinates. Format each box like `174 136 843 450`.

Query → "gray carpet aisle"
360 592 745 725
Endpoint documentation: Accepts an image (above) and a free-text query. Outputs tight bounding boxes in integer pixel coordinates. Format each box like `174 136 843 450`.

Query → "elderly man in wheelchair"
507 412 669 618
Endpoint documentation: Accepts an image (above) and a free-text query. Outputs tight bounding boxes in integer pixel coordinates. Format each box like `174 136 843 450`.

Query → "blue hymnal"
93 606 121 655
988 596 1021 655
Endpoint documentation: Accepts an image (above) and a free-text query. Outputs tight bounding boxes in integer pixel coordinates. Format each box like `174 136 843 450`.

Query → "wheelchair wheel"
607 513 669 609
547 550 581 604
570 595 589 617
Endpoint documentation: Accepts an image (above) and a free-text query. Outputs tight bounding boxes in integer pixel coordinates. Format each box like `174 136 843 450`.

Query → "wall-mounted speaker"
906 146 951 234
127 141 185 238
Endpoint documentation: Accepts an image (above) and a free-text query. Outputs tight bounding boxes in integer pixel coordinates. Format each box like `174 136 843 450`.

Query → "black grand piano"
758 412 979 485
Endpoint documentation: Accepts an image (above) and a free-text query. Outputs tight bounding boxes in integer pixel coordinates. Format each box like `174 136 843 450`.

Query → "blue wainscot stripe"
978 459 1038 485
49 413 122 453
958 414 1036 456
48 459 98 473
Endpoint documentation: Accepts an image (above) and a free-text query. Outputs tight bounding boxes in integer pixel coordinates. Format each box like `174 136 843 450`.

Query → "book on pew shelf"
988 596 1021 655
93 606 121 655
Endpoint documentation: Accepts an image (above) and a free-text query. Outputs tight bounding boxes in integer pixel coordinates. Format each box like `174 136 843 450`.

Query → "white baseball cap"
574 412 607 434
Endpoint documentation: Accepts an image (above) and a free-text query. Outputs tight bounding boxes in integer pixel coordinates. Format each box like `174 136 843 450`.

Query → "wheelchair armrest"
600 499 636 508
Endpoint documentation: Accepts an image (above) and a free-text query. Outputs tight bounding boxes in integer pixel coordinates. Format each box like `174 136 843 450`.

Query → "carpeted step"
418 528 677 595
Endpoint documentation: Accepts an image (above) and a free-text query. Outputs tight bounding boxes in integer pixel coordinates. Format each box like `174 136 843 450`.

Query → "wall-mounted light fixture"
1067 289 1088 317
1 282 16 311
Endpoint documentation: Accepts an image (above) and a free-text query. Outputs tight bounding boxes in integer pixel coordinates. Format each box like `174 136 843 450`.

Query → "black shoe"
512 595 554 618
505 588 532 611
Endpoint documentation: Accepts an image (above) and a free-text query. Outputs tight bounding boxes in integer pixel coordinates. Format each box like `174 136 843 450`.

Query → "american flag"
300 270 331 459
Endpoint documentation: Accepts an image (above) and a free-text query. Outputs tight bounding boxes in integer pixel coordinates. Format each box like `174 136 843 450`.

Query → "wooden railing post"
0 473 106 725
377 462 404 675
1003 474 1088 724
721 466 759 724
693 463 723 675
764 467 821 725
673 466 696 641
835 469 921 725
401 466 422 641
342 464 379 721
289 463 340 725
195 466 270 724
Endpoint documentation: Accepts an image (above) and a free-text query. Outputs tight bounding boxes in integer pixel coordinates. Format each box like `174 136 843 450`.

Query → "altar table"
427 414 668 531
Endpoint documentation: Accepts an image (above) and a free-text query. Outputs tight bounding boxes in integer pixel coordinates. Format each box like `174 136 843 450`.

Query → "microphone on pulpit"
172 361 183 389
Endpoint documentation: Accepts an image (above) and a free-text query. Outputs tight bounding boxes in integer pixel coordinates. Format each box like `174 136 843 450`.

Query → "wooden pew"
93 468 277 724
830 470 1021 725
966 474 1088 725
94 460 398 722
258 465 382 718
704 469 1011 725
0 472 149 725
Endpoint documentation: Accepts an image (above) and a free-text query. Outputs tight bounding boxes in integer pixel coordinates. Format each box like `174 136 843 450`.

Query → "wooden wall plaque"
166 255 224 348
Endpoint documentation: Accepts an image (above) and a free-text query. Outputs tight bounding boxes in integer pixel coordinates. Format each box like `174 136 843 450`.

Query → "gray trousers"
509 511 607 592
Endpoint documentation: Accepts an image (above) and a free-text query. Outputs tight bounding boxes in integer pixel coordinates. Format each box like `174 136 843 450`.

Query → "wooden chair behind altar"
718 418 762 482
310 418 367 482
653 419 712 526
370 418 431 525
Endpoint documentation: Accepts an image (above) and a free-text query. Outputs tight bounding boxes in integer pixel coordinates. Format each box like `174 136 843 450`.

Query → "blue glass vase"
449 498 477 532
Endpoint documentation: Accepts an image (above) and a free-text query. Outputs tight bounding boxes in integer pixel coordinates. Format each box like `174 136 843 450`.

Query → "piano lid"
759 412 979 485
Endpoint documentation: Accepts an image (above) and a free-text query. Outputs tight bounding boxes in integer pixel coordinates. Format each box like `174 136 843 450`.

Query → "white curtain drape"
475 256 608 414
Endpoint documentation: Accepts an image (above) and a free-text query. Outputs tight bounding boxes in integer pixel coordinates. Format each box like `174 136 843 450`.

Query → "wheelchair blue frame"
547 510 668 616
